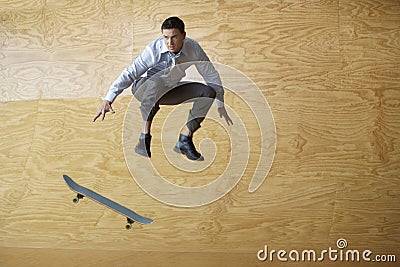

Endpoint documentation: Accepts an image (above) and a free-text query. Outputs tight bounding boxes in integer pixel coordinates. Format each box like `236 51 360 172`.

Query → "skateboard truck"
126 218 134 230
73 193 84 204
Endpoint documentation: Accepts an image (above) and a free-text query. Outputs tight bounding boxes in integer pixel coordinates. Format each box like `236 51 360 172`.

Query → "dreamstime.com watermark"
257 238 397 263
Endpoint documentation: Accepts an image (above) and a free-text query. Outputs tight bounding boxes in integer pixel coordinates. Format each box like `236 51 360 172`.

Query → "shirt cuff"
102 89 118 103
216 94 224 108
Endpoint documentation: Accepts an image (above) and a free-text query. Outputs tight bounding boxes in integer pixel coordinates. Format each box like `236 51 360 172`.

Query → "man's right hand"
92 100 115 122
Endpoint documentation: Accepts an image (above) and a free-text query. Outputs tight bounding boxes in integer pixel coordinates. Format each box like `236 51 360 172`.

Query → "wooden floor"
1 0 399 266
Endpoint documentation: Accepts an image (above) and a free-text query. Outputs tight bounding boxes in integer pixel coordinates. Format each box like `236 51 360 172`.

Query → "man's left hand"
218 107 233 125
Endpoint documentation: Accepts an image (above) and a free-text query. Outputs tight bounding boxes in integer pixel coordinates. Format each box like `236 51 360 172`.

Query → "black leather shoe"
173 134 204 161
135 133 152 158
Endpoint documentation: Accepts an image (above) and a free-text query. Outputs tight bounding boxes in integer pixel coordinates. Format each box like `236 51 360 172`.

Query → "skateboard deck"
63 174 153 229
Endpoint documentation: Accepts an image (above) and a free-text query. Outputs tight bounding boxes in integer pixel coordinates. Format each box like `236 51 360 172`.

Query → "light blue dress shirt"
104 37 224 107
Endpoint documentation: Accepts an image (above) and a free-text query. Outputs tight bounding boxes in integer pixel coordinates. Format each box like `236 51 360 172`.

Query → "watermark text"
257 238 396 263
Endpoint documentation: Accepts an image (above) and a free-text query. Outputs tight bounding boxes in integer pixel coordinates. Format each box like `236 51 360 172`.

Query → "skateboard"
62 174 154 229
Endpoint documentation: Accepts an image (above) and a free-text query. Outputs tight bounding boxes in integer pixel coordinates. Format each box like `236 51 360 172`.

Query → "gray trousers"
131 77 216 133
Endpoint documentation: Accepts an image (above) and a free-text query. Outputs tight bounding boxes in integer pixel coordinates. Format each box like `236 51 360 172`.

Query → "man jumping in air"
93 16 232 161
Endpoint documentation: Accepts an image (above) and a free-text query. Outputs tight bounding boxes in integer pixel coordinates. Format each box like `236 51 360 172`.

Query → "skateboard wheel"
73 193 84 204
125 218 134 230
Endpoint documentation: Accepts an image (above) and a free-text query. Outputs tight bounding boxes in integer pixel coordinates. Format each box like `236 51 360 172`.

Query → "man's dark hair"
161 17 185 33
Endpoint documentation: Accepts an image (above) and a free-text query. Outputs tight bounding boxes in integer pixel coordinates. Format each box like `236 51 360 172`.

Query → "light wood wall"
1 0 399 266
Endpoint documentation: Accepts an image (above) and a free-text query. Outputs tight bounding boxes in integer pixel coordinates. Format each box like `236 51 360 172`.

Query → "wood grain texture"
1 0 399 266
0 0 134 101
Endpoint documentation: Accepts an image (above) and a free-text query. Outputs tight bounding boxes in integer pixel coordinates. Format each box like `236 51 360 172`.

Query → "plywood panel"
0 0 134 101
1 0 399 266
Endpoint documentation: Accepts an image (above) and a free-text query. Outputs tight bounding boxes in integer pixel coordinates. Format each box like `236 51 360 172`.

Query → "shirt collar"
179 39 187 55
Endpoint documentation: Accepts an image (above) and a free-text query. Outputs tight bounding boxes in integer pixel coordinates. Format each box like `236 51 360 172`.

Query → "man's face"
162 28 186 53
